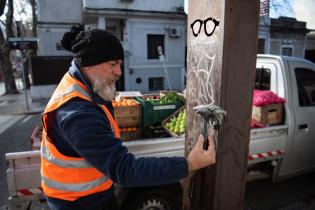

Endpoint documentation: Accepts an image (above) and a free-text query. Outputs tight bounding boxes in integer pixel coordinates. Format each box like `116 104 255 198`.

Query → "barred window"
149 77 164 91
147 34 164 59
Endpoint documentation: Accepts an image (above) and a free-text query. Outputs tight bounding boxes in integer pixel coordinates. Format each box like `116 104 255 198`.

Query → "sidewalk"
0 79 47 115
0 90 47 115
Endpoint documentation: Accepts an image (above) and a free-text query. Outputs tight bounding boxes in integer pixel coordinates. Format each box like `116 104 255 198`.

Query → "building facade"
269 17 309 58
36 0 187 93
258 16 309 58
293 0 315 63
34 0 313 100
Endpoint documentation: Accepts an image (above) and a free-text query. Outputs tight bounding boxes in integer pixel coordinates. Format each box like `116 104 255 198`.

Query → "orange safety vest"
41 72 120 201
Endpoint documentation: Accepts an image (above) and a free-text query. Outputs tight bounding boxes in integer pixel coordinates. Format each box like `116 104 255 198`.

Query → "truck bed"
249 125 288 164
126 124 288 164
5 125 287 203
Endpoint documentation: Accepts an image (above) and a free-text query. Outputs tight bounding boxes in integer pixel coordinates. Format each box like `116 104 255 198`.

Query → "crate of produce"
113 98 142 128
252 103 283 125
142 125 169 138
119 127 142 141
115 91 142 101
136 92 185 127
162 106 186 137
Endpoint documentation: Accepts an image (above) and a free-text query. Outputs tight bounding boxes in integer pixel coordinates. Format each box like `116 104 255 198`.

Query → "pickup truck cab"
252 55 315 180
5 55 315 210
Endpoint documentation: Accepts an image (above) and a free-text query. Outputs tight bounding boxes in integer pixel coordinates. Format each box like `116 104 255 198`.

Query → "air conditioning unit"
169 27 180 37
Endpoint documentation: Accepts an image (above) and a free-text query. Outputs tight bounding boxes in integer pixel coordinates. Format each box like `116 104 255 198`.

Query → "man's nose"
113 64 122 77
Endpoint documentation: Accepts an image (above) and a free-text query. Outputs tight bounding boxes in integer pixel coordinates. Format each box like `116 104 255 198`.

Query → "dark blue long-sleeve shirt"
45 61 188 210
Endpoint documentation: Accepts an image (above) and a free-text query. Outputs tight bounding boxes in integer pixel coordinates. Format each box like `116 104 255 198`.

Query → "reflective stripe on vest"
41 171 110 192
41 72 120 201
41 136 92 169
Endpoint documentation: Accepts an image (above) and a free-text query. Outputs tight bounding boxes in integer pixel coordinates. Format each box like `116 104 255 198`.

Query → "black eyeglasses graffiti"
190 17 220 37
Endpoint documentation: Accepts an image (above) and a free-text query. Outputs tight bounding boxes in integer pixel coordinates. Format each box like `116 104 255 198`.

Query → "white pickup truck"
5 55 315 210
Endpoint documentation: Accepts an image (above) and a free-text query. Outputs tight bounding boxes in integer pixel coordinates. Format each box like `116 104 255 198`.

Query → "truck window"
295 68 315 106
255 68 271 90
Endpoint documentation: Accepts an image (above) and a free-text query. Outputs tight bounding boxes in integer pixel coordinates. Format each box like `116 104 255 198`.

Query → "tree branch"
0 19 5 26
5 0 14 37
0 0 7 17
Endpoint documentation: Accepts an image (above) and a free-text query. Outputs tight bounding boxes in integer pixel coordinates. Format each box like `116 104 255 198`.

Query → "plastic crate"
136 96 184 127
142 125 169 138
161 106 186 138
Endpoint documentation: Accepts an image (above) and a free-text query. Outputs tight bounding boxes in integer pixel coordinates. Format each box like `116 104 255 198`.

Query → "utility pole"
183 0 259 210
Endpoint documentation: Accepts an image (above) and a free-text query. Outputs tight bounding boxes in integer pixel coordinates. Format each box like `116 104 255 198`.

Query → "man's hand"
187 134 216 172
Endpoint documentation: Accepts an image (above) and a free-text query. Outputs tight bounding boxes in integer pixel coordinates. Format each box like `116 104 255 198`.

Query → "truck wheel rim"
139 198 168 210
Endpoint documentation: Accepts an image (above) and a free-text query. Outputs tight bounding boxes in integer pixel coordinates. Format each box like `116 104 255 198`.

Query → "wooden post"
184 0 259 210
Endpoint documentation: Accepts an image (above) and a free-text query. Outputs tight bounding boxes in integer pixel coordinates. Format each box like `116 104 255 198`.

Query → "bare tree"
22 0 37 89
0 0 37 91
0 0 18 94
29 0 36 36
13 0 37 89
0 0 5 15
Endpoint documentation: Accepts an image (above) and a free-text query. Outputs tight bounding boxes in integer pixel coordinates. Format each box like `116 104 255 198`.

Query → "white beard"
91 77 117 101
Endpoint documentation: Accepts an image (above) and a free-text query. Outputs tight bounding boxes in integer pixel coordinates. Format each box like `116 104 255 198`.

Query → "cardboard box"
252 103 283 125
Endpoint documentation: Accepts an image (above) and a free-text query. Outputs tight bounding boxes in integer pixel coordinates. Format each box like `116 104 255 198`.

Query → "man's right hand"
186 134 216 172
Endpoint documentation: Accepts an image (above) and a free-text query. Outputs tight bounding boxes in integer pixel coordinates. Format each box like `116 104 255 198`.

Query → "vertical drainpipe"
98 16 106 29
303 31 308 58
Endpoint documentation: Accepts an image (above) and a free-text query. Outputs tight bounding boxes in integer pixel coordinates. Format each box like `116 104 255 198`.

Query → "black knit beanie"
60 25 124 67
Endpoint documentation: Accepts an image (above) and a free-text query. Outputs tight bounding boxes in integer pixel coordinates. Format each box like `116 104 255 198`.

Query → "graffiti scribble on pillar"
186 37 216 151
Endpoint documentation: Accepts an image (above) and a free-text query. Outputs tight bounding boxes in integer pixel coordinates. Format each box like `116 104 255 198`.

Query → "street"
0 113 41 209
245 172 315 210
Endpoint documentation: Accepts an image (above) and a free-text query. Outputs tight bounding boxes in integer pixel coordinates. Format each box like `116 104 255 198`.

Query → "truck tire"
121 189 181 210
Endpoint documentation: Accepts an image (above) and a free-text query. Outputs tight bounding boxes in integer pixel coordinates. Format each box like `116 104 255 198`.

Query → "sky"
184 0 294 18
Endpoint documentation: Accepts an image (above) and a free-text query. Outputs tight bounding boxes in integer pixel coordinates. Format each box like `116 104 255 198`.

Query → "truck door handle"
299 124 308 130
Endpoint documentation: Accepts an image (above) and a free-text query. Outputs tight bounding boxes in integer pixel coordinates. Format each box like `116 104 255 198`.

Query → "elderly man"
40 25 216 210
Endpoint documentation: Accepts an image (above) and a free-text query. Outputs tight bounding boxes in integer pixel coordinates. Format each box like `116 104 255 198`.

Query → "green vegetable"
167 109 187 135
159 93 185 105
